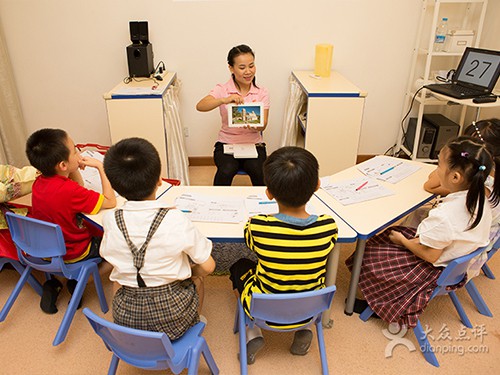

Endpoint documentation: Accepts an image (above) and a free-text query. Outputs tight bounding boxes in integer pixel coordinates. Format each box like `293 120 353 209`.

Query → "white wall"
0 0 499 158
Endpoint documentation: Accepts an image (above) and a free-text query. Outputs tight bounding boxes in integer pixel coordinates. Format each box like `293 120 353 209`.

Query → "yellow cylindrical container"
314 44 333 77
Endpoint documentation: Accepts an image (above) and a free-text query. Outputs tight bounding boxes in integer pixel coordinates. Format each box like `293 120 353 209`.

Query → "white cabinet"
103 71 190 184
396 0 488 162
290 71 366 176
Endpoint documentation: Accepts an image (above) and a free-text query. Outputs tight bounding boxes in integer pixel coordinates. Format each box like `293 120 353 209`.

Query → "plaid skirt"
113 279 199 340
346 226 462 328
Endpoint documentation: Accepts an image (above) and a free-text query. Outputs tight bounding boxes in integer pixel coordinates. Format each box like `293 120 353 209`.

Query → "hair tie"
461 151 469 158
472 121 485 142
478 165 486 171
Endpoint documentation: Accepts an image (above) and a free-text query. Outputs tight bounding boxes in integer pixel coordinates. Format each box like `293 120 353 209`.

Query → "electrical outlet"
183 127 189 137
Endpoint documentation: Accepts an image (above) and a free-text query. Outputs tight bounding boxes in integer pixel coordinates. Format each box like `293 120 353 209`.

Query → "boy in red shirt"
26 128 116 313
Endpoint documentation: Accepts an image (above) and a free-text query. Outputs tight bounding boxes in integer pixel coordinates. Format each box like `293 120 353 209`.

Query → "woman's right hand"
223 94 244 105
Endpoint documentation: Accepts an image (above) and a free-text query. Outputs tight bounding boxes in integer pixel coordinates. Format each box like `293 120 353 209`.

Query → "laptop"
425 47 500 99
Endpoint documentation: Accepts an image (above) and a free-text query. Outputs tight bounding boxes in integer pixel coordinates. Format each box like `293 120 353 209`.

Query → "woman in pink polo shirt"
197 44 270 186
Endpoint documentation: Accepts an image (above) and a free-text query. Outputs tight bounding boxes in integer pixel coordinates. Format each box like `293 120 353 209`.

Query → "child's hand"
389 230 406 245
80 156 103 170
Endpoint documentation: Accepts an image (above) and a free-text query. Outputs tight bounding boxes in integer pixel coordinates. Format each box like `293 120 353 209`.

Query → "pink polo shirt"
209 79 270 144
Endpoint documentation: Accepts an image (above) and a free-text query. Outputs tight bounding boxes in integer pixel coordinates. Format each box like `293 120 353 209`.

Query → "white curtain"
0 21 28 167
162 79 190 185
279 75 306 147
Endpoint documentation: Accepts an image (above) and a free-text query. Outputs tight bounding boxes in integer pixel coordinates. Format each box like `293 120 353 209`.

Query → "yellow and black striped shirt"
240 214 338 325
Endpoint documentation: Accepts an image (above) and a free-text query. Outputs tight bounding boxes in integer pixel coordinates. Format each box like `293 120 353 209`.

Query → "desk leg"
345 239 366 315
322 244 340 328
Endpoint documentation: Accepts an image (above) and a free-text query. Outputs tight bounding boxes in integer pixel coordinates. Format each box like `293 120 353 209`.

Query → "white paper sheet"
245 194 317 216
80 150 107 195
245 194 279 216
321 176 394 205
233 144 258 159
357 156 421 184
174 193 245 223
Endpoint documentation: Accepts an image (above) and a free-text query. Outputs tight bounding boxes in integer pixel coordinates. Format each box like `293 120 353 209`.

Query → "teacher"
196 44 270 186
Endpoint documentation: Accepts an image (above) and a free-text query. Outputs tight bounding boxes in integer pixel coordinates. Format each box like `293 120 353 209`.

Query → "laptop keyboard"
446 84 481 96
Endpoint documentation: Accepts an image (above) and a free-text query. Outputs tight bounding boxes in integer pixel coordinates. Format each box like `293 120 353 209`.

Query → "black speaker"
138 22 149 44
423 114 460 159
129 21 140 44
127 43 154 77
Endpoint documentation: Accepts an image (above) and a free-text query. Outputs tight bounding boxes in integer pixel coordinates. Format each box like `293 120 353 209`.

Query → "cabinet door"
106 98 168 178
305 97 364 176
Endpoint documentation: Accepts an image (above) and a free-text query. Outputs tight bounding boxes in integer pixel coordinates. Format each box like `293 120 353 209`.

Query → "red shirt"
31 175 103 261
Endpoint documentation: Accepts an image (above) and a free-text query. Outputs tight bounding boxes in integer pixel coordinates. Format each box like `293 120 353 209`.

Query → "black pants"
213 142 267 186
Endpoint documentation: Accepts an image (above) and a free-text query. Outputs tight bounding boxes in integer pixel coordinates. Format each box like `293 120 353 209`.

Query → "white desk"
83 181 173 230
291 71 366 176
159 185 356 327
87 185 357 327
430 91 500 124
315 157 437 315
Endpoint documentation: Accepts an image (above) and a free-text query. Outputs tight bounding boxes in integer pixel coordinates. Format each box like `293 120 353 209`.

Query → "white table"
83 180 173 229
87 185 357 327
315 157 437 315
291 71 366 176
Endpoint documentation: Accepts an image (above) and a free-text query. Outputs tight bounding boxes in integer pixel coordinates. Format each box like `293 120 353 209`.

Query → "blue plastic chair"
233 285 337 375
83 308 219 375
359 245 490 367
480 231 500 279
1 212 108 346
464 232 500 316
0 257 43 296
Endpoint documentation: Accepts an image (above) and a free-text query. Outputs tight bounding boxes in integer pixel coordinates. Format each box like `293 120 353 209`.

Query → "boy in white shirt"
100 137 215 339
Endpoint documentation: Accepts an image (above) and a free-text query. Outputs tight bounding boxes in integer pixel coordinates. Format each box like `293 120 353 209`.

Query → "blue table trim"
110 94 164 99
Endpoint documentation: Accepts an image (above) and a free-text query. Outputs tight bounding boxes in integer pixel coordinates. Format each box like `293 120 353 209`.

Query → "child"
229 146 338 364
347 136 498 328
100 137 215 340
25 128 117 314
424 119 499 198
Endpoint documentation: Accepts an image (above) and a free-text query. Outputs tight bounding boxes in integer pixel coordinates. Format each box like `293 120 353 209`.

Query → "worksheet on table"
321 176 394 205
357 156 421 183
174 193 246 223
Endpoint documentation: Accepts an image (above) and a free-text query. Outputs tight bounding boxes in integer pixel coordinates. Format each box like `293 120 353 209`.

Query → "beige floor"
0 166 499 374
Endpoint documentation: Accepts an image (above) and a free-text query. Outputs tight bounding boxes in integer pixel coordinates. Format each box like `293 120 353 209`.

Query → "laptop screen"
454 47 500 90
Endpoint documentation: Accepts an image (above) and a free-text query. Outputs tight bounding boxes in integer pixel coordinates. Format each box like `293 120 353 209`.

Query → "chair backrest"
487 228 500 260
83 308 175 369
5 212 68 274
432 245 488 298
249 285 336 327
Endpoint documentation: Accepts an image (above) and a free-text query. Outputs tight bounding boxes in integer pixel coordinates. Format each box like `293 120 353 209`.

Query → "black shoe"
352 298 380 319
290 329 313 355
66 279 82 309
246 336 265 365
40 279 63 314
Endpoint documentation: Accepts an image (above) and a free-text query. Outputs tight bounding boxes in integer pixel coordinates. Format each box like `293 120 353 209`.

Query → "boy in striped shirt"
229 146 338 364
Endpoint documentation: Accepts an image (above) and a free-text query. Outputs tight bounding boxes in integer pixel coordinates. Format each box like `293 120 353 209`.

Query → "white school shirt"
417 190 492 267
100 200 212 287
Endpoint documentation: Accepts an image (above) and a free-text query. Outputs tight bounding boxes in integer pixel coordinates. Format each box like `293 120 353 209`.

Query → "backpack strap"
114 208 169 288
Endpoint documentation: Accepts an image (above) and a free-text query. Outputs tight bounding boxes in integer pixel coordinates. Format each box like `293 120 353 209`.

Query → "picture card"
227 102 264 128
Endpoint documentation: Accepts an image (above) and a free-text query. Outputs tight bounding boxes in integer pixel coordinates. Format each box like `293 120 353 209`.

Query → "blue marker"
181 209 192 213
380 166 395 175
258 201 276 205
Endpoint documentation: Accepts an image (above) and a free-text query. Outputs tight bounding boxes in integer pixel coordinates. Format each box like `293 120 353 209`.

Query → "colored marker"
355 181 368 191
181 209 192 213
259 201 276 205
380 162 402 175
380 166 395 175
